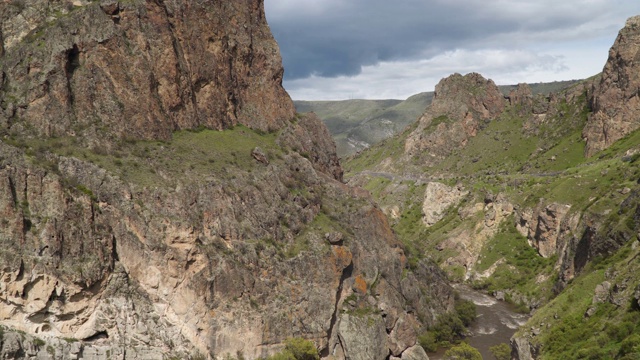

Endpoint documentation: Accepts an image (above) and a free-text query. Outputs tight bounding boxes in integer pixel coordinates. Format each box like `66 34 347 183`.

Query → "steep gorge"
343 15 640 360
0 1 455 359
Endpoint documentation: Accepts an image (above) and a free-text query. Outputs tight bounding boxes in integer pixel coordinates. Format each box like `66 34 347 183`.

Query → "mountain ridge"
344 15 640 360
295 81 581 157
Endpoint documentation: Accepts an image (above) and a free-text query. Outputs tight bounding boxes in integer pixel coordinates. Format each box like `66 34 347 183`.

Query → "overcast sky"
265 0 640 100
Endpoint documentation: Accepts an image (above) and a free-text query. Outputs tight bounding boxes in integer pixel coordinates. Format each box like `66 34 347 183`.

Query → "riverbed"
428 285 530 359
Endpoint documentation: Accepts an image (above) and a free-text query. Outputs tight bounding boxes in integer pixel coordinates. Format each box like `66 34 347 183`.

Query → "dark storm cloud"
265 0 636 81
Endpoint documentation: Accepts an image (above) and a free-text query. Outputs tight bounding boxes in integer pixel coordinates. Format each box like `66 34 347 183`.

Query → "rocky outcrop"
278 113 343 181
337 314 388 360
422 182 468 226
583 15 640 156
0 1 457 359
0 130 454 359
511 336 539 360
516 202 574 258
390 345 430 360
404 73 505 165
0 0 295 143
435 193 515 278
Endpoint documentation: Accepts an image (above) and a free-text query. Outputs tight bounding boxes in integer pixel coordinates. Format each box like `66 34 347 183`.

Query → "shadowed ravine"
429 286 529 360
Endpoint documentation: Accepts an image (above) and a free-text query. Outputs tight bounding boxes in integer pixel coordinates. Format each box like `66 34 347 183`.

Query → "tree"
444 342 482 360
489 343 510 360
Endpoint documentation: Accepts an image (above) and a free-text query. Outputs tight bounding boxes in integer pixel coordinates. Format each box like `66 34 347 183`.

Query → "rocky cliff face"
0 1 455 359
0 0 295 143
404 73 505 165
583 15 640 156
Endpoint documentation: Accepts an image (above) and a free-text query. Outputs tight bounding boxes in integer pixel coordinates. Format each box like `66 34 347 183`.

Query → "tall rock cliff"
0 1 454 359
0 0 295 142
583 15 640 156
404 73 505 166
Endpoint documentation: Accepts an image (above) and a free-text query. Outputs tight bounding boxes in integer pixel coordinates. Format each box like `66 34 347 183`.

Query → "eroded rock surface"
422 182 468 227
404 73 505 165
0 0 295 143
0 1 455 359
583 15 640 156
516 202 573 258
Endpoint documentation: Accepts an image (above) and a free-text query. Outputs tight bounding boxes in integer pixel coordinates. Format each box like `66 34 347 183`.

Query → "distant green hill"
294 92 432 157
294 80 580 158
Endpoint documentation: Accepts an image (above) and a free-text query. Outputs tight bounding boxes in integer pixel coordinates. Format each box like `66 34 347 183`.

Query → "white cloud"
266 0 640 99
284 45 608 100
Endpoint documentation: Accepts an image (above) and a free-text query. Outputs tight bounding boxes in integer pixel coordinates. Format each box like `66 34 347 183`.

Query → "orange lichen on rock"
353 274 368 294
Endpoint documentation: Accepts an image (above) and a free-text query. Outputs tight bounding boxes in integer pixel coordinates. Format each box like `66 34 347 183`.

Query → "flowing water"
428 285 530 359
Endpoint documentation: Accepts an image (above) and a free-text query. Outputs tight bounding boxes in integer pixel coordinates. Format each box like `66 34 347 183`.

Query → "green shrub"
33 337 46 347
418 332 438 352
443 342 482 360
489 343 511 360
418 299 478 352
619 334 640 357
455 298 477 327
266 338 319 360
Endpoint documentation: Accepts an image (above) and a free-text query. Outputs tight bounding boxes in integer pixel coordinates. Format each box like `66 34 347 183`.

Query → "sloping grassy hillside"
296 80 580 158
344 77 640 358
294 94 431 157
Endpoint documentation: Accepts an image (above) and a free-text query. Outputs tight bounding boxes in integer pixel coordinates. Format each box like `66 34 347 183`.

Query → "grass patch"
9 125 284 189
472 219 557 301
521 241 640 359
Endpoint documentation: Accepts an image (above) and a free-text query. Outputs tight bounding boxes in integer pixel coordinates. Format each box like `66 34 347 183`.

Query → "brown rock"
508 83 534 114
583 16 640 156
592 281 612 304
251 147 269 165
400 345 430 360
277 112 344 181
517 202 572 258
338 314 389 360
0 0 295 143
404 73 505 166
0 2 456 358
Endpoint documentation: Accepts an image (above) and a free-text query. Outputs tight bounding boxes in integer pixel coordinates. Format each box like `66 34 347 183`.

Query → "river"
428 285 530 360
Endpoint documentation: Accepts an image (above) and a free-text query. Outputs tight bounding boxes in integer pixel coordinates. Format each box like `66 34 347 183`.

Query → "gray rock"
251 147 269 165
388 313 419 356
511 336 539 360
593 281 612 304
338 314 389 360
401 345 430 360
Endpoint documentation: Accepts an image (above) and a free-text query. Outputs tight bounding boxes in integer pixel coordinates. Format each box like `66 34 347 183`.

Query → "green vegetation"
345 74 640 360
343 122 413 173
294 93 432 157
419 297 477 352
443 342 482 360
472 219 557 303
489 343 510 360
519 240 640 359
8 124 284 190
300 80 578 158
265 338 319 360
431 92 589 177
498 80 581 96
